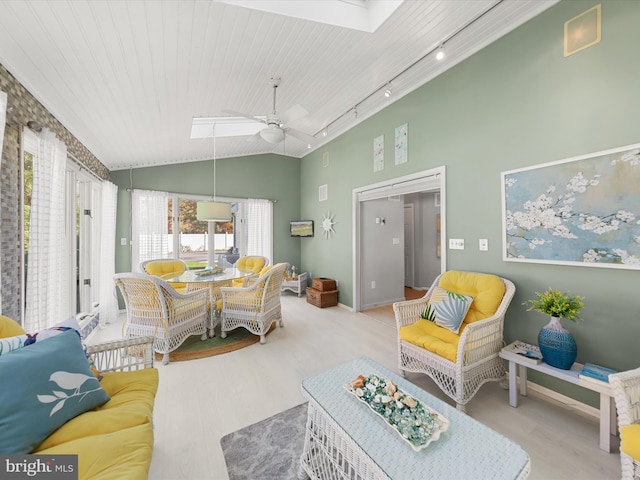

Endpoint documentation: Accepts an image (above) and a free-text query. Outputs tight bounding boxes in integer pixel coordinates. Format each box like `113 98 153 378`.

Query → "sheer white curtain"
245 198 273 262
0 90 7 313
25 129 69 332
98 181 118 326
131 189 168 272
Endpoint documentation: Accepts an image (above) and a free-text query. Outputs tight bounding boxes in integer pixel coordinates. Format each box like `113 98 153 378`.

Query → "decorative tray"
194 266 224 277
345 374 449 452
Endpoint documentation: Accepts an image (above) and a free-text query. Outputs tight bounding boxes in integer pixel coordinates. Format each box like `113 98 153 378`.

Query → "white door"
404 204 415 288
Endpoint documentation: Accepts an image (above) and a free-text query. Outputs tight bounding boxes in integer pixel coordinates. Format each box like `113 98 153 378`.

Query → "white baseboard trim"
522 376 600 421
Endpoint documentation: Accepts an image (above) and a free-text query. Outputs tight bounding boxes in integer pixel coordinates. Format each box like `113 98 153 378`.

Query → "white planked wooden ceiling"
0 0 558 171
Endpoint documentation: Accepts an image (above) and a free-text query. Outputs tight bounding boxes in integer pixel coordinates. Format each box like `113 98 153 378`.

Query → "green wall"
110 153 302 274
300 1 640 405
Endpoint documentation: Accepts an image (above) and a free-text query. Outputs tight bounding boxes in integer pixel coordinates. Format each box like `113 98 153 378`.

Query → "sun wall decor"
321 212 336 239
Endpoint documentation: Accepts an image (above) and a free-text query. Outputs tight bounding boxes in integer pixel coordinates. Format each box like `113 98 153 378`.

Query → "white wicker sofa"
393 270 515 410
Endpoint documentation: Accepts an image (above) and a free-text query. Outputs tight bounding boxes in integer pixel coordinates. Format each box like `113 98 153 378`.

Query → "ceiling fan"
223 77 315 145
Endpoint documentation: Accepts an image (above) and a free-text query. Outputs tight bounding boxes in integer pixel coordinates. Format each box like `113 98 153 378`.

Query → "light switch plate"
479 239 489 251
449 238 464 250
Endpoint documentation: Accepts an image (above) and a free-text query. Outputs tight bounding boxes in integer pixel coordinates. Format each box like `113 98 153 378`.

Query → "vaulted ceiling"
0 0 557 171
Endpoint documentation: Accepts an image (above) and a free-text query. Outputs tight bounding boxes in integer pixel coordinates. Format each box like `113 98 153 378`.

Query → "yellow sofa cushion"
0 315 25 337
621 424 640 461
400 319 462 362
35 422 154 480
438 271 505 324
35 368 159 451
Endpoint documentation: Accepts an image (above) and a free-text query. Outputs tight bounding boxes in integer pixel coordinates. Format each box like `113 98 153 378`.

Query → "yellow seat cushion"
144 260 187 292
0 315 25 338
236 256 266 274
400 271 506 362
35 368 159 450
35 422 154 480
400 319 462 362
232 263 273 287
621 424 640 461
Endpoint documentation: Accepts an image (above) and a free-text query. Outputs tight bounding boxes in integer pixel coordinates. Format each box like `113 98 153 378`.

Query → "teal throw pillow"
422 286 474 334
0 329 110 453
0 317 101 380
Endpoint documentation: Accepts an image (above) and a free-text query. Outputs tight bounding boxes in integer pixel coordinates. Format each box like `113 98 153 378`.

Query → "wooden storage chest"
312 277 337 292
306 287 338 308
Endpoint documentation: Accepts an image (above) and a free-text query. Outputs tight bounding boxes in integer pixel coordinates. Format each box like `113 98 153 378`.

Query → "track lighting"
436 44 445 61
384 88 392 98
322 129 328 137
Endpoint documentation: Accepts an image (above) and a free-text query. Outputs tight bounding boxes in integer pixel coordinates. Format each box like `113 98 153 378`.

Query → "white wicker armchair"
610 368 640 479
87 335 155 372
115 273 209 365
393 271 515 410
220 263 288 344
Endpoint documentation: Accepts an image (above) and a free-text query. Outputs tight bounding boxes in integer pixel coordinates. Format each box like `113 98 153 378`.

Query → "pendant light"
196 124 232 221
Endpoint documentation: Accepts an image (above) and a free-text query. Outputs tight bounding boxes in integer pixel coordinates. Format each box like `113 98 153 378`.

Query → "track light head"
436 44 445 61
384 89 392 98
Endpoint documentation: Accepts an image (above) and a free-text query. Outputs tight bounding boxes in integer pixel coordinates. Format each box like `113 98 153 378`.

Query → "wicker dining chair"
393 270 515 411
114 273 209 365
610 368 640 479
219 263 288 344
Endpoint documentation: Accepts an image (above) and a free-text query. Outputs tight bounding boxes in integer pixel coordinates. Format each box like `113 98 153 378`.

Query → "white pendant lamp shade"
196 201 232 222
196 123 231 222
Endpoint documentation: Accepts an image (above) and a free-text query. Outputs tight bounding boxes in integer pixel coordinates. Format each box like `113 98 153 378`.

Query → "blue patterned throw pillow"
422 286 474 334
0 329 110 453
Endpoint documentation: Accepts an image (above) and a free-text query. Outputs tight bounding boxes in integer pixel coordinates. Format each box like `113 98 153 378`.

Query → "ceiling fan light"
260 126 285 143
196 201 232 222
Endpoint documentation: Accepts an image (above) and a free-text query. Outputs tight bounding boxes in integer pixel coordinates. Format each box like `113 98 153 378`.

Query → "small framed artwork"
319 184 328 202
373 135 384 172
564 4 601 57
395 123 408 165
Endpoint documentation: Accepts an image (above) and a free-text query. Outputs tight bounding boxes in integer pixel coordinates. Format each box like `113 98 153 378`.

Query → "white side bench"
281 271 307 297
499 350 616 452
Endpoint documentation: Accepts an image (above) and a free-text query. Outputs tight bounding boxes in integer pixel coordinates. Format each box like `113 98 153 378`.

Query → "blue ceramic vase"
538 316 577 370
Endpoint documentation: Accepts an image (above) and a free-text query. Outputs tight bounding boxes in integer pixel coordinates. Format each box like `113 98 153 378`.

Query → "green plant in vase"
523 288 585 370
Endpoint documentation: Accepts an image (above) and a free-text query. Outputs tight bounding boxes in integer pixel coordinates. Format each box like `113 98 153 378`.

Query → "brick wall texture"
0 62 109 323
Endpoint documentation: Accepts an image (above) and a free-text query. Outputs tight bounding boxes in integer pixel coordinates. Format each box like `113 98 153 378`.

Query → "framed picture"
501 143 640 269
395 123 408 165
373 135 384 172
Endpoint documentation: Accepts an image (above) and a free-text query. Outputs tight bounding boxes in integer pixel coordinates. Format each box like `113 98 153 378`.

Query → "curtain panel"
25 129 69 332
98 181 118 326
0 90 7 313
131 189 169 272
246 198 273 262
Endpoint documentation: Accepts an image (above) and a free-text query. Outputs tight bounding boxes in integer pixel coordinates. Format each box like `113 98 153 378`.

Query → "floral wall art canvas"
502 143 640 269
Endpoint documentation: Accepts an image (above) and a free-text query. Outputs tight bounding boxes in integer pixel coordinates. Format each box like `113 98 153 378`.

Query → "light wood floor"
90 295 620 480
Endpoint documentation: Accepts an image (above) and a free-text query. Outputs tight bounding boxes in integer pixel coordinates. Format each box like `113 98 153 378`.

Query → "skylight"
190 117 265 139
215 0 403 32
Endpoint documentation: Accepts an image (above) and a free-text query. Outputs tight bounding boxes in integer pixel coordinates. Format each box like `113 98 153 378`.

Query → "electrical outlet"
449 238 465 250
479 239 489 251
392 237 400 245
120 237 127 246
371 281 376 289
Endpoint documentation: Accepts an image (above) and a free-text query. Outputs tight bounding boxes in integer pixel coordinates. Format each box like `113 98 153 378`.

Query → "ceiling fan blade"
280 104 308 124
222 109 266 124
285 127 315 144
246 131 263 142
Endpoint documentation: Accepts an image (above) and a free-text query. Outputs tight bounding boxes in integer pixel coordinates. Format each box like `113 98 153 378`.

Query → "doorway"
352 167 446 312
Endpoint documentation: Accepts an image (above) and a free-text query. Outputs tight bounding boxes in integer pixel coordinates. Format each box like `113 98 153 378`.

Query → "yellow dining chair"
141 258 188 293
231 256 269 287
114 273 208 365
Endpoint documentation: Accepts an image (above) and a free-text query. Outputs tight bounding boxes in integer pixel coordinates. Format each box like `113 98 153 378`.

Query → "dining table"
165 267 253 337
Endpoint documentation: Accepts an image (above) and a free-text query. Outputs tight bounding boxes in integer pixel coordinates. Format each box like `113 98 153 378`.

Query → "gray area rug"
221 403 307 480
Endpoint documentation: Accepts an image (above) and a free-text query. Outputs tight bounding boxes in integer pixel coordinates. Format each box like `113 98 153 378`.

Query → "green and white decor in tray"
345 374 449 451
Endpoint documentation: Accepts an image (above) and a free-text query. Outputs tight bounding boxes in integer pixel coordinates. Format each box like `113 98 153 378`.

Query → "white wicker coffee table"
299 357 530 480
